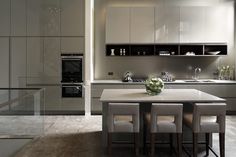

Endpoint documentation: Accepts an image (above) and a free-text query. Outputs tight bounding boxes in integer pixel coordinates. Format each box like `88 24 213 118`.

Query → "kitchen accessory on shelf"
145 76 164 95
123 71 133 82
207 51 221 55
111 49 115 56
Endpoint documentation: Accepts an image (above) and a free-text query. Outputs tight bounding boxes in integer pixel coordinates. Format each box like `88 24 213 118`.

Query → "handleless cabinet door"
0 0 10 36
155 6 180 43
11 38 26 88
26 37 44 84
27 0 60 36
44 37 60 84
11 0 27 36
106 7 130 44
61 0 85 36
130 7 154 43
0 38 9 87
180 6 205 43
61 37 84 53
205 6 229 43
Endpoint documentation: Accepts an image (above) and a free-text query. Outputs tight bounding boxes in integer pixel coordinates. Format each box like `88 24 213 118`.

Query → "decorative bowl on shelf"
145 77 164 95
207 51 221 55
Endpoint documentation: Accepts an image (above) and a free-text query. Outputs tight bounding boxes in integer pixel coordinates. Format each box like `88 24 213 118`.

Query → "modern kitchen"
0 0 236 157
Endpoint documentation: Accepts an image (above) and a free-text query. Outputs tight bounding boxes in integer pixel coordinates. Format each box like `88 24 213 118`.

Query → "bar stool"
107 103 140 156
183 103 226 157
146 103 183 157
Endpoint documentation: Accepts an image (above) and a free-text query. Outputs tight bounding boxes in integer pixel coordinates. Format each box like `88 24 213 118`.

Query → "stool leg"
220 133 225 157
134 133 139 156
177 133 182 157
193 133 198 157
108 133 112 156
170 133 174 154
205 133 210 156
150 133 155 157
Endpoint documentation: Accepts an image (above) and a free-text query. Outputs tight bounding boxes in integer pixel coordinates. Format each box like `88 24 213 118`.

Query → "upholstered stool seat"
183 103 226 157
107 103 140 156
146 103 183 157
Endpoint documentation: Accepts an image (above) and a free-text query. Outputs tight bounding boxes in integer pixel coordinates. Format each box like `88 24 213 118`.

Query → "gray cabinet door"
27 0 60 36
155 6 180 43
26 37 44 84
61 0 85 36
180 6 205 43
44 37 60 84
130 7 154 43
0 38 9 87
61 37 84 53
106 7 130 44
0 0 10 36
11 0 27 36
11 37 26 88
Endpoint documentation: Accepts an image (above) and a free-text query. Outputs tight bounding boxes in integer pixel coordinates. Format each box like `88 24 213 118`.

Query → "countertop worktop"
92 79 236 85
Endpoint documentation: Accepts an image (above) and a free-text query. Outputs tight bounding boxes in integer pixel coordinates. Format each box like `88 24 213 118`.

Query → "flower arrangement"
217 65 234 80
145 76 164 95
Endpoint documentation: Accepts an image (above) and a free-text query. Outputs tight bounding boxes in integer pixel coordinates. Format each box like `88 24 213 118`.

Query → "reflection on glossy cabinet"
0 0 10 36
106 7 130 44
180 6 205 43
11 0 27 36
130 7 155 43
26 37 44 84
61 0 85 36
0 38 9 87
11 37 26 88
155 6 180 43
44 37 60 83
27 0 60 36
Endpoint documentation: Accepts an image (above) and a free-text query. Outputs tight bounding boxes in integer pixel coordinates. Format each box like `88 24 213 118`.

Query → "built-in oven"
61 54 83 83
61 83 83 98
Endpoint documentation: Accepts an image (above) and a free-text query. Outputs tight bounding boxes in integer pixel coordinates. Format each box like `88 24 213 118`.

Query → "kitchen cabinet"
180 6 205 43
26 37 44 84
61 37 84 53
60 0 85 36
130 7 155 43
44 37 60 83
204 6 228 43
11 0 27 36
106 7 130 44
155 6 180 43
11 37 27 88
0 38 9 88
0 0 10 36
27 0 60 36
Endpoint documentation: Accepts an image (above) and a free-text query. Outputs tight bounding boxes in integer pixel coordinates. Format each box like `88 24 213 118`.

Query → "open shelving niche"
105 43 227 57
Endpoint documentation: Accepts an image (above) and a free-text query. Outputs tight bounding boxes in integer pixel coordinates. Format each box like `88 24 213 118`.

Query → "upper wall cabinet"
155 6 180 43
61 0 85 36
27 0 60 36
106 7 130 44
11 0 27 36
180 6 205 43
0 0 10 36
204 6 228 43
130 7 155 43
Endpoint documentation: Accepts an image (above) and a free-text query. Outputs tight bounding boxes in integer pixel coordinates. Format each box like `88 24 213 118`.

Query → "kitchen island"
100 88 226 147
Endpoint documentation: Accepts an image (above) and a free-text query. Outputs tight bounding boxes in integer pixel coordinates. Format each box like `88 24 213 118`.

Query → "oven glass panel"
62 85 82 97
62 59 82 82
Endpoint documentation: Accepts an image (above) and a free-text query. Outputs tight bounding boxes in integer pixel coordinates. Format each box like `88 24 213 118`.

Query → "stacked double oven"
61 54 83 98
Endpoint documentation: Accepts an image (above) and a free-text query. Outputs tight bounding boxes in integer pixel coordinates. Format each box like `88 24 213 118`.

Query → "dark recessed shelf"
155 44 179 56
105 43 227 57
130 44 155 56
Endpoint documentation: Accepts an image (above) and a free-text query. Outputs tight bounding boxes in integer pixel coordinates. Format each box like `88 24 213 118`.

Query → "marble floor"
6 115 236 157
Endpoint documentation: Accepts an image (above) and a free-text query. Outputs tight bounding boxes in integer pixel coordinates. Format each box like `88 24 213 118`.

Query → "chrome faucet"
194 67 201 80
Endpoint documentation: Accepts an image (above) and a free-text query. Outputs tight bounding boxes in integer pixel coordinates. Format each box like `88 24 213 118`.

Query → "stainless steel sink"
184 80 200 82
183 79 215 83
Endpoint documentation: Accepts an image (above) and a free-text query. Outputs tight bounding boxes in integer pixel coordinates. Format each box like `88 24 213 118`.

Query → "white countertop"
92 79 236 84
100 89 225 103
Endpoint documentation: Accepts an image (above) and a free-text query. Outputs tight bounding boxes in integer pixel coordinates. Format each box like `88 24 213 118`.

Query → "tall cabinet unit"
0 38 9 88
0 0 10 36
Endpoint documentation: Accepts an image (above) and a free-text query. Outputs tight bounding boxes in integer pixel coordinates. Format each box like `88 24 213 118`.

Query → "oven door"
62 58 83 83
62 84 83 98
